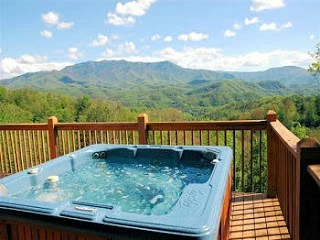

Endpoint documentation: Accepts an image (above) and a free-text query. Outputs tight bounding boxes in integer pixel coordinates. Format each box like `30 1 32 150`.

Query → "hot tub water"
12 157 213 216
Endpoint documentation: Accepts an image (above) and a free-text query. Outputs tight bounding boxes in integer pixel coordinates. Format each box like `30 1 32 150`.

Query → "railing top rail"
148 120 267 131
0 123 49 131
270 120 300 157
55 122 139 131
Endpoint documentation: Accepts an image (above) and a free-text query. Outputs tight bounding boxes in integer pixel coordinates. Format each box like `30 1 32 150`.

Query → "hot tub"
0 144 232 240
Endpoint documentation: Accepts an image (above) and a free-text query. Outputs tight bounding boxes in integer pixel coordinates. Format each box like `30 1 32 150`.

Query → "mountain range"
0 60 318 111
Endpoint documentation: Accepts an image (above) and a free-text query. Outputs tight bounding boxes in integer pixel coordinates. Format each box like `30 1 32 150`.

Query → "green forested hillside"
0 86 319 139
1 61 319 98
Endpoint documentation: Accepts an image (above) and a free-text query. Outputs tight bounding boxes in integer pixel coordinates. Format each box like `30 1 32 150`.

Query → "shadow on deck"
230 192 290 240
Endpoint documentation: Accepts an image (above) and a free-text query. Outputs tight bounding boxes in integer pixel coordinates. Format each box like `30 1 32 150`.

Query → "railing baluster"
88 130 92 145
61 131 66 155
41 131 46 162
118 130 122 144
241 130 244 192
18 131 25 170
113 131 116 144
14 131 22 172
232 130 236 192
191 130 194 145
32 131 38 165
259 130 262 192
82 130 87 147
27 131 33 167
106 130 109 144
160 131 163 145
99 130 103 144
168 131 171 145
175 131 178 145
36 131 42 164
250 130 253 192
66 131 71 154
10 131 18 173
4 131 11 172
0 131 6 173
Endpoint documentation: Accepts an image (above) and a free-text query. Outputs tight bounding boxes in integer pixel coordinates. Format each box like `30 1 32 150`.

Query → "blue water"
13 159 213 215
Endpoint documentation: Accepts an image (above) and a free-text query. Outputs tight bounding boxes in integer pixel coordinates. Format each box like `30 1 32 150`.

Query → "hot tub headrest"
107 148 137 159
135 148 181 161
180 150 203 163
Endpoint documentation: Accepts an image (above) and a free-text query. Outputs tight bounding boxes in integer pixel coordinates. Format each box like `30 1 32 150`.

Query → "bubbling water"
14 159 213 215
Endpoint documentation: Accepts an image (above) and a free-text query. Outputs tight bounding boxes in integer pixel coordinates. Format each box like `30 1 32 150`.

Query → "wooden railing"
1 114 268 192
266 110 320 240
1 110 319 240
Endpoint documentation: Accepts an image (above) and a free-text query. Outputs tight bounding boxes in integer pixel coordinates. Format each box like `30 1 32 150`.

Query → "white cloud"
178 32 209 41
107 12 135 26
41 11 74 30
118 41 137 54
116 0 156 16
310 34 315 40
67 47 83 60
90 34 109 47
0 55 72 79
151 34 161 41
259 21 292 31
57 21 74 30
154 47 312 72
281 21 292 29
102 48 115 58
107 0 155 26
0 48 2 54
224 29 236 38
100 42 138 59
233 23 242 30
245 17 260 25
42 11 59 25
259 22 278 31
250 0 285 12
40 30 53 38
164 36 173 42
18 54 47 64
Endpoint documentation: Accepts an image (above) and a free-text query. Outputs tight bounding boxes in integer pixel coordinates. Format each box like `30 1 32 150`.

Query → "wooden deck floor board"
230 193 291 240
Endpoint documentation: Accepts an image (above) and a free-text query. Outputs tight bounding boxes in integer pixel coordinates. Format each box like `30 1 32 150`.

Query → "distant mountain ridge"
1 60 315 88
0 60 318 108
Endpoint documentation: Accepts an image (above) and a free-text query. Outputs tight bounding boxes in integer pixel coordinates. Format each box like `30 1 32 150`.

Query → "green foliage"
0 85 319 140
308 42 320 85
0 103 33 123
0 87 135 124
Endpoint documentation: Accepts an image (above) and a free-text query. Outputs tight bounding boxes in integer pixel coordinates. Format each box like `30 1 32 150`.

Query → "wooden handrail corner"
297 138 320 151
266 110 277 122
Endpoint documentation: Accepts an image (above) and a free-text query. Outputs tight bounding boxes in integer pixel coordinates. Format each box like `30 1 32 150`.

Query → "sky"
0 0 319 79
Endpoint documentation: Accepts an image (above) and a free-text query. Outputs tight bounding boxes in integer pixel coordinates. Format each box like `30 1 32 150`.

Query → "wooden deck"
230 192 291 240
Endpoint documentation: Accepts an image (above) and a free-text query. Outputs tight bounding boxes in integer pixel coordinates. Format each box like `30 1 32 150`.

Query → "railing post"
267 110 277 198
48 116 58 159
138 114 149 144
297 138 320 240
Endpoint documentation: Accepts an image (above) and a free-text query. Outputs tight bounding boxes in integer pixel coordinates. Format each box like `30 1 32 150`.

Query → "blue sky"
0 0 319 79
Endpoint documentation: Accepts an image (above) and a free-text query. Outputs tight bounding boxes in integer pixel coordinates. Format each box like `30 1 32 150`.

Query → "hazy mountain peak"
0 60 315 94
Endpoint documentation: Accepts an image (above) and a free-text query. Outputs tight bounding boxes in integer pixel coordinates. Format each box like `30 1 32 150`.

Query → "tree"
75 96 91 122
308 42 320 85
